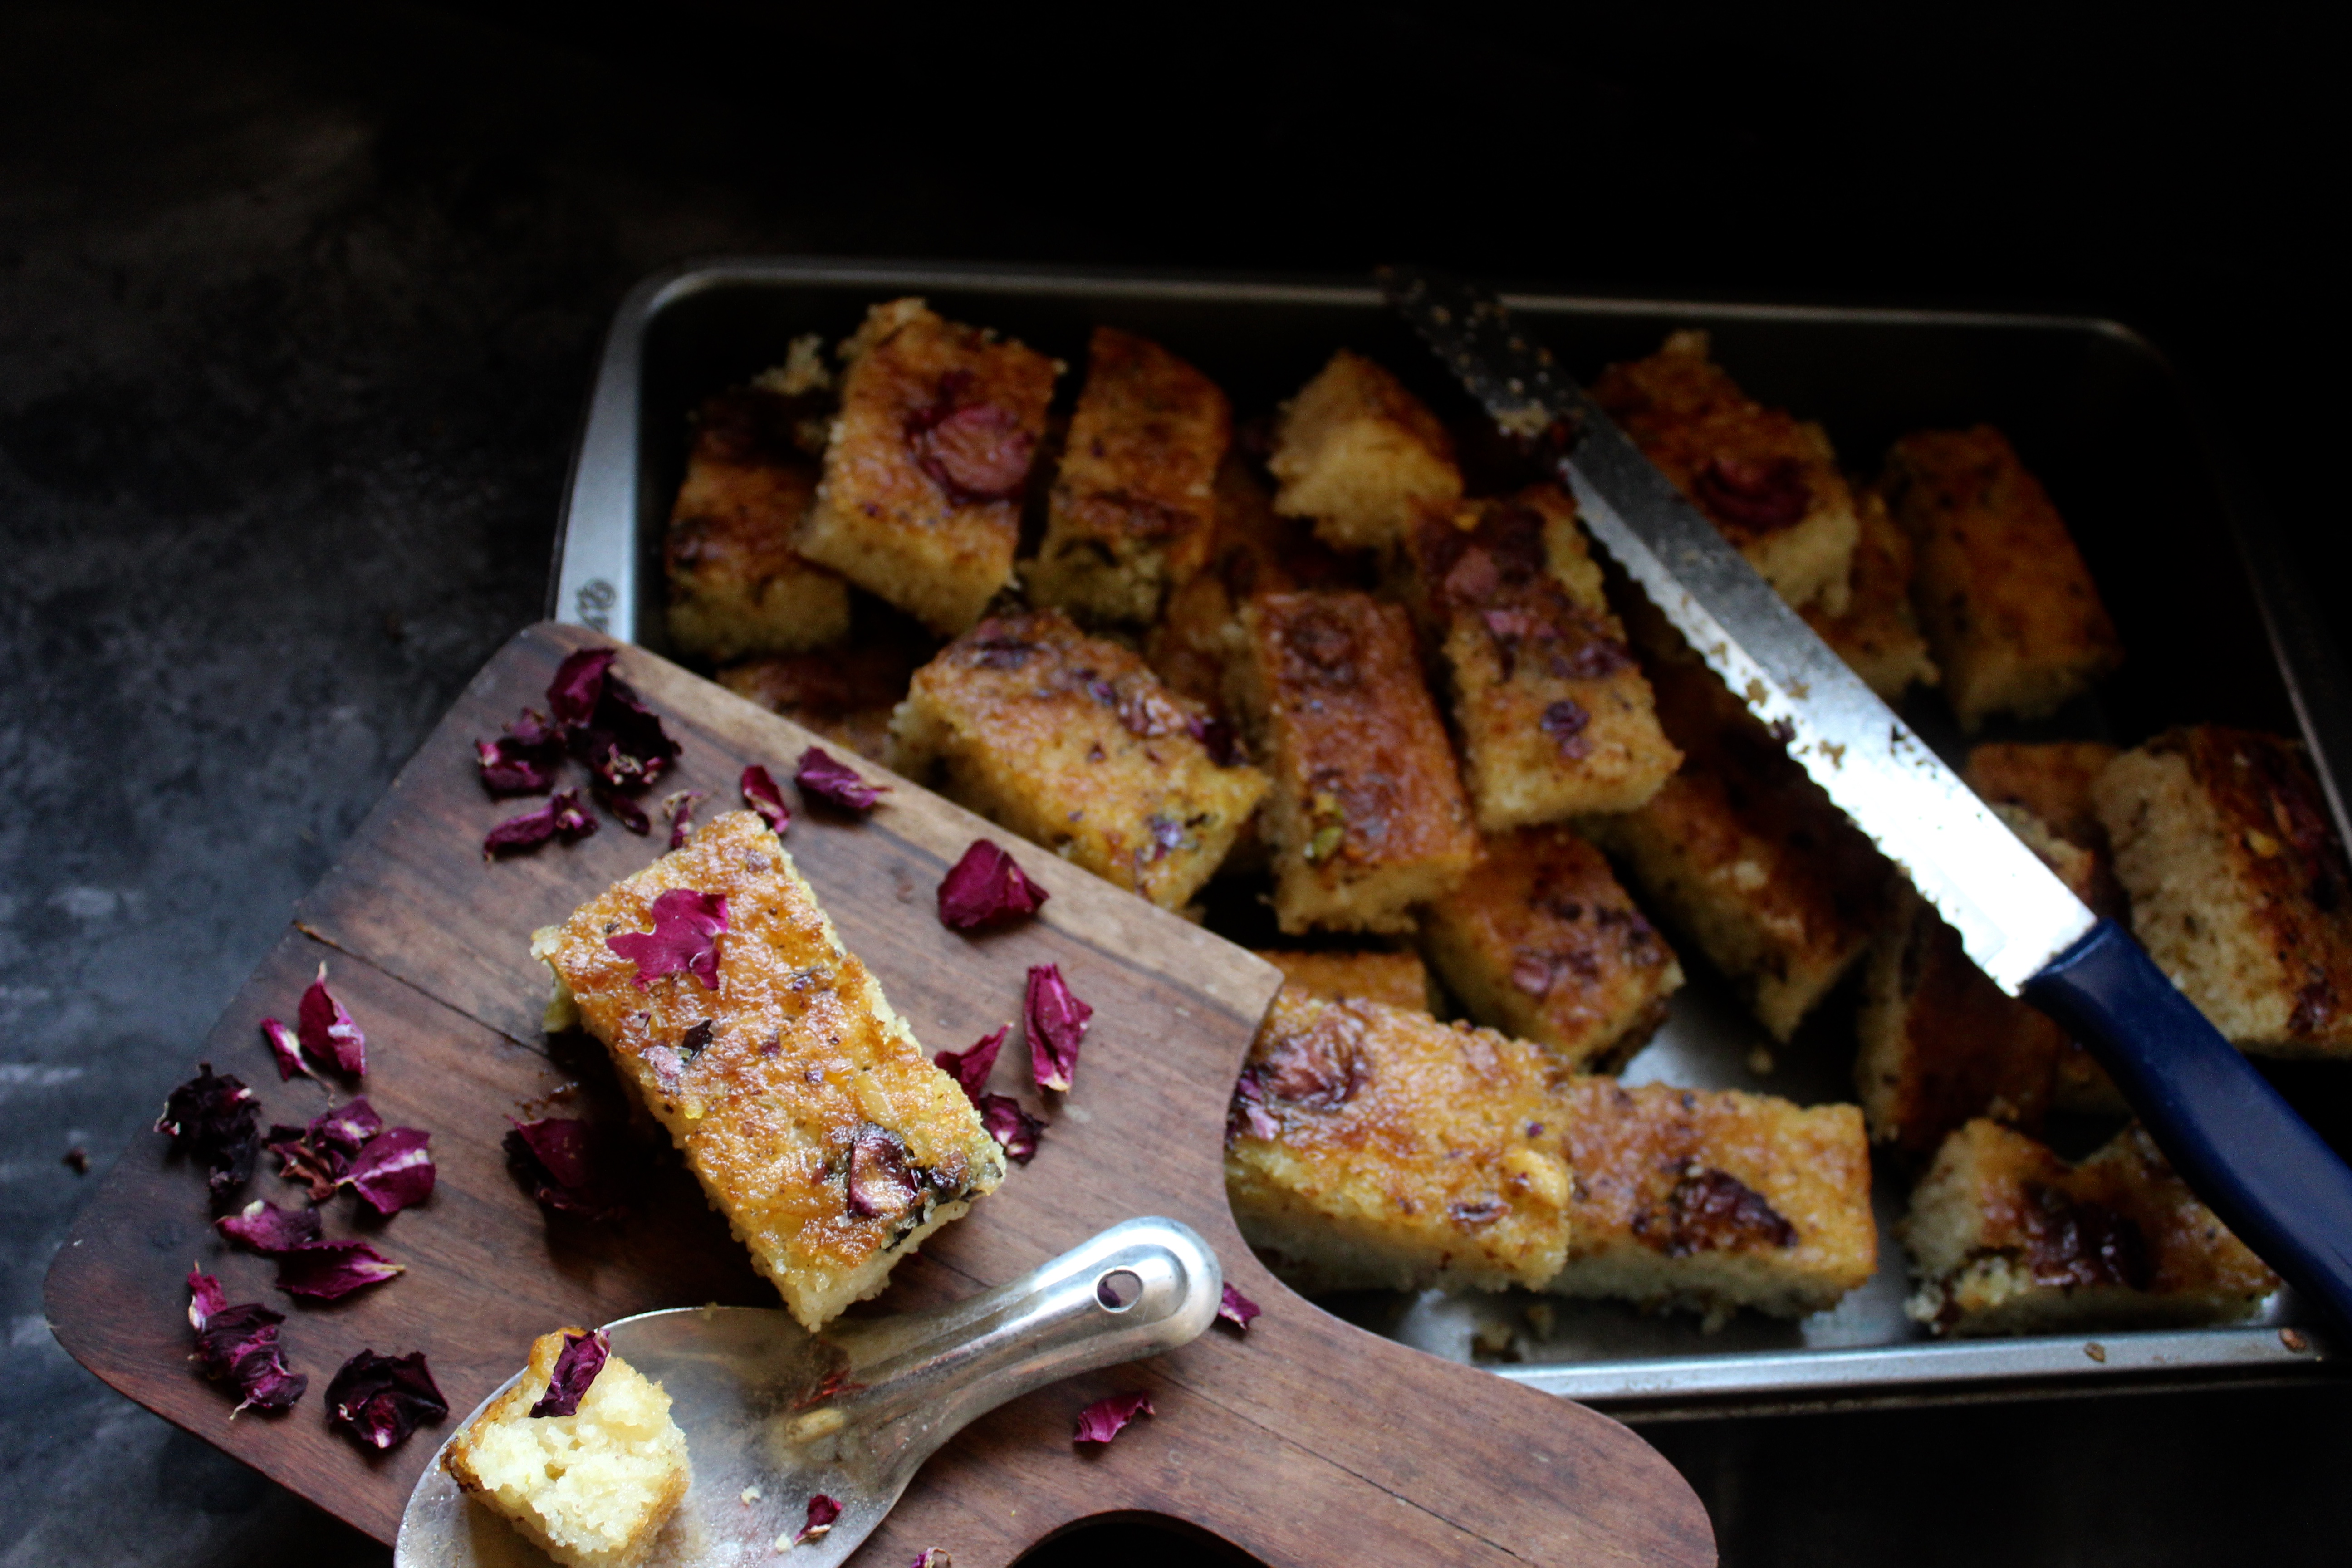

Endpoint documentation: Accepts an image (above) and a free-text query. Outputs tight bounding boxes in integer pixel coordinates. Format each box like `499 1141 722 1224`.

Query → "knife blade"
1383 265 2352 1331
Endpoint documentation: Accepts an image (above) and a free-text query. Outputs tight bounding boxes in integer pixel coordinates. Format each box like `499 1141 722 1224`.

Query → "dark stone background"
2 3 2344 1563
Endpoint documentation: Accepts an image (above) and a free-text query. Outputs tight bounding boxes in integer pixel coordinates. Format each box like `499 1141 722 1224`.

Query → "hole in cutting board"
1014 1510 1267 1567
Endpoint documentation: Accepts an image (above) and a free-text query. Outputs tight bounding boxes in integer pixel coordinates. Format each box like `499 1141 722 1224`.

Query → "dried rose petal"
476 710 565 797
484 789 598 857
217 1199 323 1254
188 1267 229 1330
1695 454 1810 533
978 1094 1043 1164
325 1348 447 1451
795 746 884 812
186 1269 306 1415
311 1097 384 1155
1224 1072 1281 1145
933 1027 1006 1103
908 401 1035 503
589 778 649 835
663 789 709 850
529 1328 610 1418
274 1239 404 1300
571 676 681 793
505 1117 621 1219
157 1063 261 1209
1539 698 1592 760
1184 713 1244 768
257 1018 318 1083
265 1124 347 1202
1072 1390 1154 1446
341 1126 436 1216
794 1494 842 1546
936 840 1048 931
608 888 729 991
1024 964 1092 1093
909 1553 951 1568
296 963 366 1077
1218 1284 1261 1332
844 1124 920 1220
741 764 791 834
548 647 618 727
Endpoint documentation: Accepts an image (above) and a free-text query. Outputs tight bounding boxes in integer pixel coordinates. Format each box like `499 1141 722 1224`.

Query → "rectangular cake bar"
1227 589 1482 933
1030 326 1232 626
1268 349 1463 553
890 607 1268 911
798 298 1058 634
1402 485 1680 828
535 809 1004 1331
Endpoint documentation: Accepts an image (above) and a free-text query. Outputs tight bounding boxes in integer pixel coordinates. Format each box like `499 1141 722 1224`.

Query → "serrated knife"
1383 265 2352 1331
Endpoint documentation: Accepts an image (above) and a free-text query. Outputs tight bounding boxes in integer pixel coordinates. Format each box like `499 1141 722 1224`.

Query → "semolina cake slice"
1798 485 1937 701
1403 485 1680 826
1902 1119 2278 1336
664 387 852 662
1966 740 2120 859
798 298 1059 634
1590 329 1860 614
535 810 1005 1331
2094 725 2352 1056
1853 884 2066 1159
1145 454 1363 708
1030 327 1232 625
1225 991 1572 1293
444 1328 690 1568
889 608 1269 910
1544 1078 1876 1326
1879 426 2122 730
1267 349 1464 552
1255 948 1434 1013
1581 651 1889 1041
717 609 939 762
1419 824 1683 1072
1228 590 1483 933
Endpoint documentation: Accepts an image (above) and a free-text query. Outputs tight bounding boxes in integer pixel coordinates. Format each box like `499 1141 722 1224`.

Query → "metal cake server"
394 1217 1220 1568
1384 265 2352 1329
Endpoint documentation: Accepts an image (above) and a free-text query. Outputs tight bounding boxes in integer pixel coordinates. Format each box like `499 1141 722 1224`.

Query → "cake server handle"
824 1214 1224 1460
2026 919 2352 1332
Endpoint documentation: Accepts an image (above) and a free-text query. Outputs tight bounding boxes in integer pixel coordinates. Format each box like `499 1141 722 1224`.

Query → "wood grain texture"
45 622 1713 1568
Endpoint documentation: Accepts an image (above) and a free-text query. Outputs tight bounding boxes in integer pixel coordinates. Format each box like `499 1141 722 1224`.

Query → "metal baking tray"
549 256 2351 1415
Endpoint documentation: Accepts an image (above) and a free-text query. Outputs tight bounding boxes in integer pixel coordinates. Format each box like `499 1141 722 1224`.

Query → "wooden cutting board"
44 622 1712 1567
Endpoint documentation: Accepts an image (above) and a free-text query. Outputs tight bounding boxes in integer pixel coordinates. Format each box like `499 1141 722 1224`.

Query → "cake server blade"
393 1216 1220 1568
1382 265 2352 1330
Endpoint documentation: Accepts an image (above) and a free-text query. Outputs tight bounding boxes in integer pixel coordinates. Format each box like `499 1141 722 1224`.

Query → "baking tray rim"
549 253 2352 1411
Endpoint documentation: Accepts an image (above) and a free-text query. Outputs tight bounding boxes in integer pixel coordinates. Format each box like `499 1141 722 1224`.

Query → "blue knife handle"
2024 919 2352 1333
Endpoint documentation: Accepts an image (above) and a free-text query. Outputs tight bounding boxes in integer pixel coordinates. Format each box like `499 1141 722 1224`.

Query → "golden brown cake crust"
1255 948 1433 1012
890 607 1269 910
1902 1119 2278 1334
539 811 1003 1329
1230 590 1482 932
665 388 851 662
1267 350 1464 552
1032 327 1232 625
1590 330 1860 612
1879 425 2122 730
1800 486 1937 700
1546 1078 1877 1319
799 299 1058 634
1965 740 2120 853
1418 824 1683 1072
2097 726 2352 1053
1224 992 1571 1292
1405 485 1680 826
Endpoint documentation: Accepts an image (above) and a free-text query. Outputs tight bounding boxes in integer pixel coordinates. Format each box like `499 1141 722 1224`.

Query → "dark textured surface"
1 4 2344 1565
